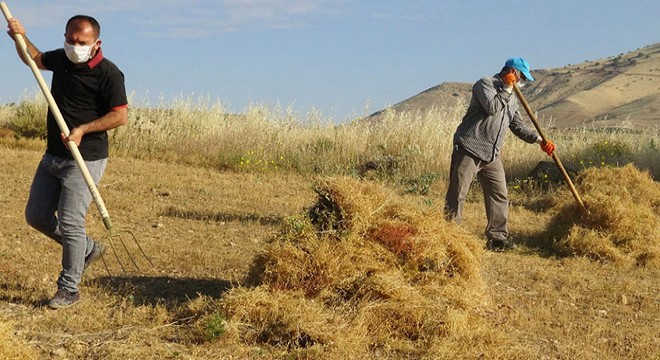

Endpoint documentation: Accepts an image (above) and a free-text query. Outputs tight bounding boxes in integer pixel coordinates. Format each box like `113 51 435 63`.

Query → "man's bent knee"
24 208 57 236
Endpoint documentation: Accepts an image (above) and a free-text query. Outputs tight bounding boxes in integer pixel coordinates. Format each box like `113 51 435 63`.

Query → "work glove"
540 140 556 156
501 72 518 94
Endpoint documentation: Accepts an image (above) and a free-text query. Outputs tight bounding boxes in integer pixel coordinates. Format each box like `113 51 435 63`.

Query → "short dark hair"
66 15 101 38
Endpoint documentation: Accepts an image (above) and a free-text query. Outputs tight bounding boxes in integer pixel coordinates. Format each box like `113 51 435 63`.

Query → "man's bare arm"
64 107 129 147
6 18 46 69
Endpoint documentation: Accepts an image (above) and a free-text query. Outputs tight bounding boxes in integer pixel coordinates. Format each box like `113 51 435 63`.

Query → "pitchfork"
513 83 587 211
1 2 153 275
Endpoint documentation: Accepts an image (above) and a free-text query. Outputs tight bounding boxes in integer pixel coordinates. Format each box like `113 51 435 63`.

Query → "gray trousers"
25 153 107 293
444 146 509 242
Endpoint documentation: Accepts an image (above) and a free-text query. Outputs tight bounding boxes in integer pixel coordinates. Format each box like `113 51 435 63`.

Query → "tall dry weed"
2 94 658 182
108 96 468 178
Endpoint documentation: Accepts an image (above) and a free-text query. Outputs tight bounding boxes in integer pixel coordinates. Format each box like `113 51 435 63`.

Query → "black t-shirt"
42 48 127 160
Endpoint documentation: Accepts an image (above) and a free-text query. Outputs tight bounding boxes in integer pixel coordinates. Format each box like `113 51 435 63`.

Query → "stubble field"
0 146 658 359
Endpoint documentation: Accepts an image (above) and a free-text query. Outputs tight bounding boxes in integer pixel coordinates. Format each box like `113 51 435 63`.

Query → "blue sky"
1 0 658 121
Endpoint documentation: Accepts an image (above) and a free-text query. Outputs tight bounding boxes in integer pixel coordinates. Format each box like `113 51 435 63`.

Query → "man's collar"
87 48 104 69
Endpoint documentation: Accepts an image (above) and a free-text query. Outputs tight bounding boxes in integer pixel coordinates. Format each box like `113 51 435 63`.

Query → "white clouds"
6 0 451 39
188 0 344 35
6 0 344 38
368 2 461 22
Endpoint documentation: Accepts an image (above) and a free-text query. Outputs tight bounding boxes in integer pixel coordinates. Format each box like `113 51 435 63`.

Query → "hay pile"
549 164 660 267
220 177 485 357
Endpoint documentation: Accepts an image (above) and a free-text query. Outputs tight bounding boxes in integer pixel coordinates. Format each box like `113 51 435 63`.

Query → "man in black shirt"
7 15 127 308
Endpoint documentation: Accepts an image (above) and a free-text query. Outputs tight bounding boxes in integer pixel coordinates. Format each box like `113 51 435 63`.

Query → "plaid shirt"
453 75 538 162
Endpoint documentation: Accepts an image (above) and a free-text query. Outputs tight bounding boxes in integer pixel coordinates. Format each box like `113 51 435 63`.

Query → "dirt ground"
0 147 658 359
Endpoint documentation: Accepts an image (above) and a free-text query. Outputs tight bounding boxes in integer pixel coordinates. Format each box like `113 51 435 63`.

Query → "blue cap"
505 57 534 82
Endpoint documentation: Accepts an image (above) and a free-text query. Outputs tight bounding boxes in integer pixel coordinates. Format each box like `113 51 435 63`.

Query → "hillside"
371 43 660 129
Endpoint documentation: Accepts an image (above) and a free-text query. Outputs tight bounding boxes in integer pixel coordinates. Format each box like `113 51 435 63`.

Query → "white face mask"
63 41 95 63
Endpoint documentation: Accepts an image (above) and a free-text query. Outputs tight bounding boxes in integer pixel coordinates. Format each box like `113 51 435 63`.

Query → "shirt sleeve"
509 109 539 143
473 77 513 116
101 70 128 110
40 50 59 72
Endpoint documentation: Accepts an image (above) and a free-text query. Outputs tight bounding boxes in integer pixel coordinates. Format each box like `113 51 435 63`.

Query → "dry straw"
220 177 485 357
549 164 660 267
0 320 36 360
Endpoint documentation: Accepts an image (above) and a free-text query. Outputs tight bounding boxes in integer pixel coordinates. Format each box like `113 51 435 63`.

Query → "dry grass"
0 319 37 360
481 254 660 360
104 98 469 180
0 147 658 359
1 93 659 359
0 147 314 359
218 177 488 358
548 164 660 267
1 96 658 182
112 97 659 182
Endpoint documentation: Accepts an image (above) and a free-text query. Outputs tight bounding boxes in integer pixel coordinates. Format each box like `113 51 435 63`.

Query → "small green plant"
205 312 226 340
581 139 633 168
405 172 438 195
281 215 315 240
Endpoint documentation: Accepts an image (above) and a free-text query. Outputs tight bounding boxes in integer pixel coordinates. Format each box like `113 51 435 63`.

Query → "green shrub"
404 172 438 195
580 139 633 168
7 101 47 139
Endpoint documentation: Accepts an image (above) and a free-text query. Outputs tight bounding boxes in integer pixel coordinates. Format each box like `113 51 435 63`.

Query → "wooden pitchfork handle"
2 1 115 231
513 83 586 210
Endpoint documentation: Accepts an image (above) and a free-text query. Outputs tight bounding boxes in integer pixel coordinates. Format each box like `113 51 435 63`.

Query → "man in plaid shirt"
444 58 555 251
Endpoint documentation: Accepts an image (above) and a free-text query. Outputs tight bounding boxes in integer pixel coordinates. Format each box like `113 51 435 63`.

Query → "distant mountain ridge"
370 43 660 129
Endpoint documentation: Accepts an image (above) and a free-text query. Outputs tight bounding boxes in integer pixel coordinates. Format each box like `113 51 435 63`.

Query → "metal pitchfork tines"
102 219 154 276
2 1 154 275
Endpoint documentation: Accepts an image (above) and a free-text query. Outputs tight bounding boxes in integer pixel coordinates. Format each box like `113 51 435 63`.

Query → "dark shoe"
486 239 517 252
84 241 106 272
48 289 80 309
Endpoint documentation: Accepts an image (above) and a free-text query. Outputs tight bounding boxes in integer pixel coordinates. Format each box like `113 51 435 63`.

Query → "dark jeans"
444 146 509 242
25 153 107 293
